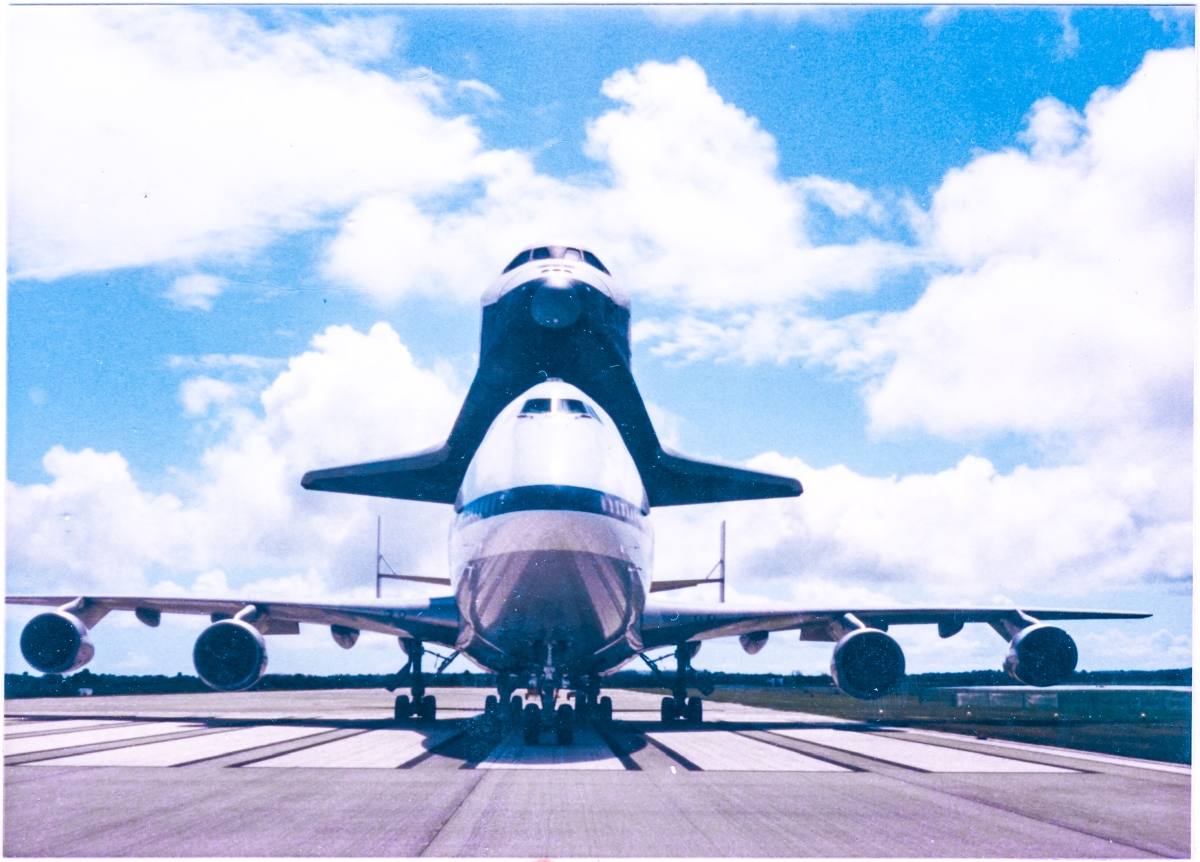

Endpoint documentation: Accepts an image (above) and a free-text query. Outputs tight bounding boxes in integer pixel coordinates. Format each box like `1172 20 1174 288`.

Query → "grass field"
651 686 1191 764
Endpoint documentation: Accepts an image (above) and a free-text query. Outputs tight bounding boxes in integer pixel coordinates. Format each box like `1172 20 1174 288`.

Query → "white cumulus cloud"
166 274 225 311
9 7 484 280
7 323 463 600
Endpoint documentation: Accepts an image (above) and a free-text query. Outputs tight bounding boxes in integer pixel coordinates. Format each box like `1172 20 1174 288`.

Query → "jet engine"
831 628 905 700
193 619 267 691
739 631 769 655
19 611 94 674
1004 624 1077 687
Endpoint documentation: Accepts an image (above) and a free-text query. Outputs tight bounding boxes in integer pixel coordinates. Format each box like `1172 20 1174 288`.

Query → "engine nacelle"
1004 624 1077 687
331 624 359 650
739 631 769 655
831 628 906 700
20 611 94 674
193 619 268 691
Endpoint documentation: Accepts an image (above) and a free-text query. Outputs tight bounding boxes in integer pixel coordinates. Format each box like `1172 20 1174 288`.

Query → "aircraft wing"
640 602 1151 649
5 594 461 648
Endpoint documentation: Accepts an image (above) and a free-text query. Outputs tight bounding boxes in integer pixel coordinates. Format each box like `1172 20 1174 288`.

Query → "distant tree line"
5 666 1191 700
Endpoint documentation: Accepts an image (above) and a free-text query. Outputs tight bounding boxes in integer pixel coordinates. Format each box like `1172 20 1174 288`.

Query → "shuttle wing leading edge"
302 334 803 507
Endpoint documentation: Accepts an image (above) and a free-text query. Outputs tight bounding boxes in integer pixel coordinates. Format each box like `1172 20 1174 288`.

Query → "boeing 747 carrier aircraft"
10 244 1149 745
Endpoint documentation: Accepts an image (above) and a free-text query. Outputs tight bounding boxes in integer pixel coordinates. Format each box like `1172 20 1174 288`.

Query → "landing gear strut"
657 642 704 726
392 638 437 722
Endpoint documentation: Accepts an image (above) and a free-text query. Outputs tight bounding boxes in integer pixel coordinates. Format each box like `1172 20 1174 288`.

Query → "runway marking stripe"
645 731 849 772
4 719 136 738
479 728 626 770
246 728 458 769
5 721 201 757
27 724 328 767
895 728 1192 775
772 728 1070 773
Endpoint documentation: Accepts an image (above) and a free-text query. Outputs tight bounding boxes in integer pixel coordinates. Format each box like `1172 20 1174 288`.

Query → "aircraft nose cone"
530 284 581 328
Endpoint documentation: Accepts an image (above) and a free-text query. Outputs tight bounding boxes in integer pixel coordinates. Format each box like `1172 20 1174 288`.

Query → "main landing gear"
520 700 577 745
390 638 437 722
492 675 525 726
652 643 706 726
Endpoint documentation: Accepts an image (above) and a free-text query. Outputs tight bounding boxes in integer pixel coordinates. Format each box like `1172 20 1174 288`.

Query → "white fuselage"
448 379 653 676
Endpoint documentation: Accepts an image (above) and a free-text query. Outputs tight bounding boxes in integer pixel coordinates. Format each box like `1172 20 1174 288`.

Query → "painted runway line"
247 728 457 769
895 728 1193 775
5 721 200 756
646 730 849 772
480 728 626 770
29 724 328 767
773 728 1070 773
4 718 134 738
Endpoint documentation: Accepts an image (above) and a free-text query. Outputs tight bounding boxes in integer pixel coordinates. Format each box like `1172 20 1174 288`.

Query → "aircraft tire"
523 704 541 745
484 694 499 719
394 694 411 721
509 695 523 725
599 695 613 723
661 696 676 725
685 696 703 725
555 704 574 745
420 695 437 722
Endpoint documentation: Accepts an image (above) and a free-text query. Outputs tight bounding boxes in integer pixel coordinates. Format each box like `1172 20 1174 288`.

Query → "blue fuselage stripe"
456 485 647 528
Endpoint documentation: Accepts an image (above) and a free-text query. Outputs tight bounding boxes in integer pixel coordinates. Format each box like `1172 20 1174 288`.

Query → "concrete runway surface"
4 687 1189 857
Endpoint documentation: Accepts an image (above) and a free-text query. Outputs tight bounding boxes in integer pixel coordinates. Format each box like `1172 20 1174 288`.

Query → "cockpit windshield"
560 399 599 420
517 396 600 420
519 398 552 415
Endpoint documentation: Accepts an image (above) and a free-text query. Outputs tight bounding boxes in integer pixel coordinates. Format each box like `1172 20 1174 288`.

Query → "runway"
4 688 1189 857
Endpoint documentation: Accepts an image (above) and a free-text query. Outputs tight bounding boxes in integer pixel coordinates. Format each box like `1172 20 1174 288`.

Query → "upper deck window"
519 398 552 415
502 250 532 273
582 251 610 275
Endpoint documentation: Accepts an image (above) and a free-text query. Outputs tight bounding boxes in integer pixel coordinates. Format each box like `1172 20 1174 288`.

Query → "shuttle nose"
530 282 581 328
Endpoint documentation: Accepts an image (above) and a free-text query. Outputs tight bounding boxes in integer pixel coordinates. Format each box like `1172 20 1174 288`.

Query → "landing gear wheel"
685 696 703 725
522 704 542 745
661 696 677 725
509 695 523 725
484 694 499 719
599 695 613 723
419 695 437 722
555 704 575 745
394 694 411 721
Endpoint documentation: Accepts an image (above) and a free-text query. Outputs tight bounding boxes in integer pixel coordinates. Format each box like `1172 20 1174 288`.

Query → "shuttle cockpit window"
559 399 600 420
519 398 552 415
502 246 610 276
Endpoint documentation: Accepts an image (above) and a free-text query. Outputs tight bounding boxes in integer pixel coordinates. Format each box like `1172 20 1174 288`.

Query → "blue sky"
6 6 1194 678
